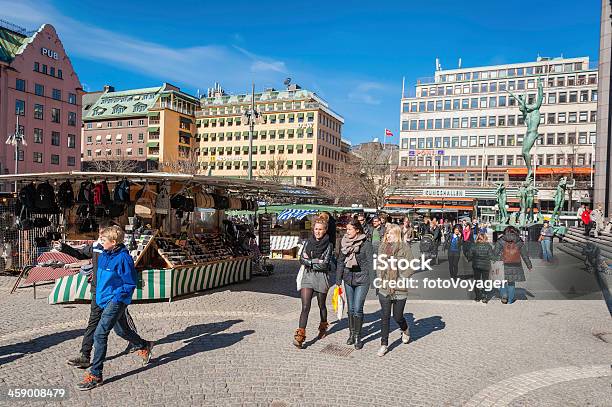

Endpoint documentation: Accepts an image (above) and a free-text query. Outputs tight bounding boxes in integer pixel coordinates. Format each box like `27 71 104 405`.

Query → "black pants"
472 268 490 299
80 294 138 358
378 294 408 346
448 252 461 279
584 223 592 236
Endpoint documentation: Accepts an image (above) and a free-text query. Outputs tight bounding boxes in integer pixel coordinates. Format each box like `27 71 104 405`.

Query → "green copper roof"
83 86 163 120
0 27 29 63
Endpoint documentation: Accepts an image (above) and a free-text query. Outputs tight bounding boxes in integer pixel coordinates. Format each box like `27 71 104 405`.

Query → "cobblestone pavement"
0 252 611 406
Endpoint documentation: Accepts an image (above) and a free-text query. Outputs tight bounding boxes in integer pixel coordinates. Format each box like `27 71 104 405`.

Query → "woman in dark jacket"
337 219 373 350
467 233 495 303
493 226 532 304
444 225 463 279
293 218 334 348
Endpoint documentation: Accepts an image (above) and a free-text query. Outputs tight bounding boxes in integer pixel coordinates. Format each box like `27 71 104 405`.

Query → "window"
547 113 556 124
33 62 39 72
34 128 43 143
34 104 44 119
547 93 557 104
67 156 75 167
68 93 77 104
568 112 577 123
51 132 60 146
127 134 133 142
68 134 76 148
51 154 60 165
58 69 63 79
50 67 55 77
15 99 25 115
51 108 60 123
591 111 597 122
557 133 566 145
33 152 43 163
569 91 577 103
35 83 44 96
138 119 144 126
42 64 47 74
401 120 409 131
558 92 567 103
52 89 61 100
579 111 588 123
470 98 478 109
557 112 566 123
68 112 77 126
138 148 144 155
138 133 144 141
578 132 588 144
16 78 26 91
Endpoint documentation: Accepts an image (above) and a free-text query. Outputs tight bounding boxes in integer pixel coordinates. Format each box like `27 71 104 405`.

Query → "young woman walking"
376 224 414 356
444 225 463 279
337 219 373 350
467 233 495 303
293 219 335 348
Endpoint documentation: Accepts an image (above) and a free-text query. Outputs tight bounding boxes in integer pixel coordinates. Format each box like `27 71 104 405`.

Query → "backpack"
93 181 111 206
502 240 521 264
57 180 75 209
34 181 57 211
113 179 131 203
77 181 94 203
18 183 37 210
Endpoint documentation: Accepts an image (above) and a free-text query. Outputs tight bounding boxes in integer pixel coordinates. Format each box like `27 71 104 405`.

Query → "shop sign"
41 47 59 60
215 157 242 162
409 149 445 157
297 123 313 129
422 189 465 197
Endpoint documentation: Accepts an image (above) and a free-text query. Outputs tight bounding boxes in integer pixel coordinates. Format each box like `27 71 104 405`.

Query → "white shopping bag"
296 265 305 291
490 261 505 283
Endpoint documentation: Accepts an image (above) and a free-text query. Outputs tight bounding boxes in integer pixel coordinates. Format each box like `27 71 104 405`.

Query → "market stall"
0 172 325 304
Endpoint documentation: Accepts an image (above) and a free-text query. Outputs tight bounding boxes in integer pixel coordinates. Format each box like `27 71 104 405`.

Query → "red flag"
385 128 394 137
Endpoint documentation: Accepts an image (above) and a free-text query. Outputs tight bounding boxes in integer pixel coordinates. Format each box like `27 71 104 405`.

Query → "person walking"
64 221 142 369
582 205 592 236
493 226 533 304
590 203 605 238
577 204 585 227
539 220 554 262
357 214 373 242
376 224 414 356
444 225 463 279
467 233 495 303
293 218 335 348
401 216 414 244
337 219 373 350
77 226 154 391
371 216 384 251
461 219 474 259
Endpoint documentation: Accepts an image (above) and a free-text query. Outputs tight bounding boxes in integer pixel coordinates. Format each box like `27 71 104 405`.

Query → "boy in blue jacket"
77 226 153 391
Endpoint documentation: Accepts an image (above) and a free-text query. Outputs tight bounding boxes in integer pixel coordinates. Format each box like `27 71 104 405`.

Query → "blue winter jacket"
95 244 137 309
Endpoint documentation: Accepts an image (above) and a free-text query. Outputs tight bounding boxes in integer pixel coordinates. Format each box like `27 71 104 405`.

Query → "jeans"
344 284 369 318
378 294 408 346
541 239 552 262
448 252 460 279
499 282 516 304
80 294 138 358
90 301 147 378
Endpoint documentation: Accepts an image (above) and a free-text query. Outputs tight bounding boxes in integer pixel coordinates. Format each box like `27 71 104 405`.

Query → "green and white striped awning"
148 126 160 132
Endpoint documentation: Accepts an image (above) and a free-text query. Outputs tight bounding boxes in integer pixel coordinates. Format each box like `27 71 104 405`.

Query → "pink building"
0 21 82 189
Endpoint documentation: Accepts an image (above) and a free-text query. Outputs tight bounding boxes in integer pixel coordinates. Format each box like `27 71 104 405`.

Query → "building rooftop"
83 85 163 120
0 20 40 63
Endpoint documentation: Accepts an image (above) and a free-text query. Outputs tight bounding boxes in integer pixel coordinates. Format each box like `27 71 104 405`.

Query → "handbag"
491 260 505 282
296 265 305 291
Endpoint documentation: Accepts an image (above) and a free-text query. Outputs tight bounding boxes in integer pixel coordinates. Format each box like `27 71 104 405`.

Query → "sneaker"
77 372 102 391
377 345 388 357
67 354 91 369
481 297 489 304
136 341 154 365
401 330 410 344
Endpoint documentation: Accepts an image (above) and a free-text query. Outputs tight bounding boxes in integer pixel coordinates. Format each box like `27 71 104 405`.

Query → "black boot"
354 315 364 350
474 287 481 302
346 314 355 345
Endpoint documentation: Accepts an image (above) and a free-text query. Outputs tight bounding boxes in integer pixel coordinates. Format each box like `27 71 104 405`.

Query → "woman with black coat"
467 233 495 303
337 219 373 350
444 225 463 279
293 218 335 348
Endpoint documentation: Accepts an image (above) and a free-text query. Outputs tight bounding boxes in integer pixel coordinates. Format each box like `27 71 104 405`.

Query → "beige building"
195 84 346 187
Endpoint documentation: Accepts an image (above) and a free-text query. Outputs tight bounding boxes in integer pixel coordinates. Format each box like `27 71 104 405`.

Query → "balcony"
154 101 194 116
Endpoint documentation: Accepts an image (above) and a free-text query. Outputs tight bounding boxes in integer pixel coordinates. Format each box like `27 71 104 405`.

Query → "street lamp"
241 83 264 180
5 115 26 192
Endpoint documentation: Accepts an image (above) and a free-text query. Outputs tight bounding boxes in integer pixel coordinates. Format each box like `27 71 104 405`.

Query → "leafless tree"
256 154 290 184
324 144 398 209
159 152 202 175
87 151 140 173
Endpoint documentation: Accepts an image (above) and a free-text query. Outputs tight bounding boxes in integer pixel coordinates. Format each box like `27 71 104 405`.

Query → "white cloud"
0 0 288 90
347 81 389 105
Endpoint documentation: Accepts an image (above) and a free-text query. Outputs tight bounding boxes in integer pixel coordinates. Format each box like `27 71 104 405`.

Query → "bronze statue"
508 78 544 182
525 182 538 224
495 183 509 224
551 176 575 225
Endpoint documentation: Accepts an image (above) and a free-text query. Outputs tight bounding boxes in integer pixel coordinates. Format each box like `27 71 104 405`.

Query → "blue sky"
2 0 600 144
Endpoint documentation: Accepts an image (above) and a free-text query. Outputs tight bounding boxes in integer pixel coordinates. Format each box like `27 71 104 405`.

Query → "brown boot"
293 328 306 348
317 322 329 339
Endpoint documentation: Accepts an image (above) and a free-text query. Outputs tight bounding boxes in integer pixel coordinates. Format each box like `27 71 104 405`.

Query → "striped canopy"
277 209 318 221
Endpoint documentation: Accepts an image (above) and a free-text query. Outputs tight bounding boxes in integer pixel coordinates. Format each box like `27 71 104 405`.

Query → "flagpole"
383 129 386 150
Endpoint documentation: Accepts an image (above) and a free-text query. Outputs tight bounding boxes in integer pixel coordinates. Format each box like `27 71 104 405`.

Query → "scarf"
341 233 367 268
379 242 401 282
305 234 330 259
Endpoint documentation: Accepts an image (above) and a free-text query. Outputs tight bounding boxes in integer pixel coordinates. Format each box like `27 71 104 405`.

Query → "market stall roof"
227 203 357 216
277 209 318 221
0 171 326 199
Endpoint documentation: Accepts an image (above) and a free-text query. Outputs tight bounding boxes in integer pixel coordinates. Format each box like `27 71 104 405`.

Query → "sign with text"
41 47 59 60
409 149 445 157
422 189 466 197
